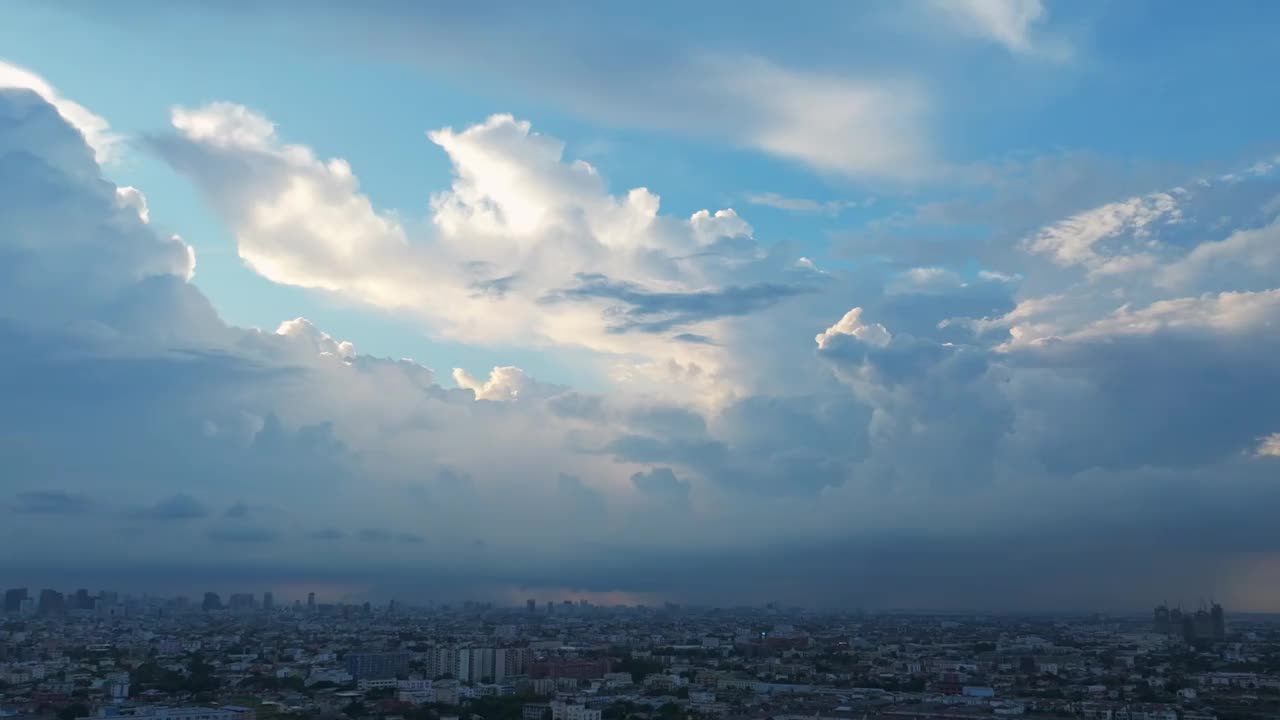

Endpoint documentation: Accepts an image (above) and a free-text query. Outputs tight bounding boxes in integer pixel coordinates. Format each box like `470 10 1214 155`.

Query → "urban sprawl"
1 589 1278 720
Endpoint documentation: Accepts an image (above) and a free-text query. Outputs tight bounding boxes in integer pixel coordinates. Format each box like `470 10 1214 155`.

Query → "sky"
2 0 1280 611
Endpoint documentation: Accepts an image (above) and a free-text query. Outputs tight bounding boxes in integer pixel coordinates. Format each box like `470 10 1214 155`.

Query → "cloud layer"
4 55 1280 610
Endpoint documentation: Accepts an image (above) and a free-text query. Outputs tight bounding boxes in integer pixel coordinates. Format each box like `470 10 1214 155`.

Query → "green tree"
59 704 90 720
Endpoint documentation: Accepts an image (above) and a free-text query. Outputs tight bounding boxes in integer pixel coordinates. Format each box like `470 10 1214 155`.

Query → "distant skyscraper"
307 592 316 612
262 591 274 611
202 592 222 611
228 593 255 612
74 588 92 610
1211 602 1226 639
3 588 27 613
1153 604 1170 634
527 599 536 613
37 589 65 616
1192 607 1213 640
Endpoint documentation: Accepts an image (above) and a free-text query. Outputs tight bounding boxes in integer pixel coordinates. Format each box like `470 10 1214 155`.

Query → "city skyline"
5 598 1274 720
4 1 1280 611
0 584 1262 617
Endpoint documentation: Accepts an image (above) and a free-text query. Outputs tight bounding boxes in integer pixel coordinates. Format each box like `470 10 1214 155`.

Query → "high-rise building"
3 588 27 613
527 599 537 613
229 593 256 612
202 592 223 612
37 589 65 616
1211 603 1226 639
307 592 316 612
262 592 274 611
454 648 473 683
504 647 529 677
425 647 458 679
1192 608 1214 641
453 648 505 683
1153 605 1170 634
74 589 92 610
493 648 508 682
530 657 611 681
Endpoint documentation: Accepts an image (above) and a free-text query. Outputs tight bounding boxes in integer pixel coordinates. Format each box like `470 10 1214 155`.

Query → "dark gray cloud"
1011 329 1280 474
672 332 716 345
136 493 209 520
629 467 689 502
10 490 94 515
468 273 519 298
434 467 474 494
207 525 279 544
626 405 707 438
556 474 606 515
359 529 425 544
604 391 871 496
542 273 811 333
605 434 728 469
546 392 606 421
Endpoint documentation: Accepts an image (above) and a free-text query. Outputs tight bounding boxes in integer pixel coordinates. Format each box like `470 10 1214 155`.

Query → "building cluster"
3 589 1279 720
1152 605 1227 643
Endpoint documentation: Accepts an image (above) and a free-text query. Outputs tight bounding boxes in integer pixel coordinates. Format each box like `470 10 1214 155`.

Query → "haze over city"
4 0 1280 613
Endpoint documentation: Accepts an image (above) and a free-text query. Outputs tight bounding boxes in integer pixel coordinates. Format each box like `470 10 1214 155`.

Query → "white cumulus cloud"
0 60 120 162
815 307 892 350
153 103 817 399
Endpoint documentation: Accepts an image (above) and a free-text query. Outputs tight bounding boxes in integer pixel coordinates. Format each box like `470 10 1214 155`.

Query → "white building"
603 672 633 688
398 690 436 706
357 678 398 691
398 679 432 691
550 702 600 720
80 708 253 720
306 669 353 686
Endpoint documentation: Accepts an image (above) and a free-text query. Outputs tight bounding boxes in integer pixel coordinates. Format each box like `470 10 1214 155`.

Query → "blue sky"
3 0 1280 608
